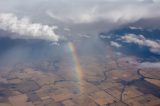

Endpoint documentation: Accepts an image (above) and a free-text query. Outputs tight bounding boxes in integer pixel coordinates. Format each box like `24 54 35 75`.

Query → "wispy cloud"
110 41 122 48
139 62 160 68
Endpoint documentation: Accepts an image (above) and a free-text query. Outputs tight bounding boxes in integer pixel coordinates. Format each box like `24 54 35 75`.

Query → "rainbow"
67 42 84 94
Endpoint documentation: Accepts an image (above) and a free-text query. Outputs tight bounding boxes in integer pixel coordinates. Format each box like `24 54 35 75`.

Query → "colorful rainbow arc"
68 42 84 94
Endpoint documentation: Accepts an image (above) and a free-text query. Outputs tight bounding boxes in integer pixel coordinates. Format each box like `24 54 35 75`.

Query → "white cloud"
122 34 160 54
122 34 145 45
110 41 121 48
0 13 59 41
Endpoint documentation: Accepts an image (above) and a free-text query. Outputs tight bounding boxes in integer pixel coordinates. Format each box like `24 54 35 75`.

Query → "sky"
0 0 160 41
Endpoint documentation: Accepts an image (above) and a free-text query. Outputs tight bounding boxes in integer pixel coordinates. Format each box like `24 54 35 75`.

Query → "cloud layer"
46 1 160 24
0 13 59 41
0 0 160 40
